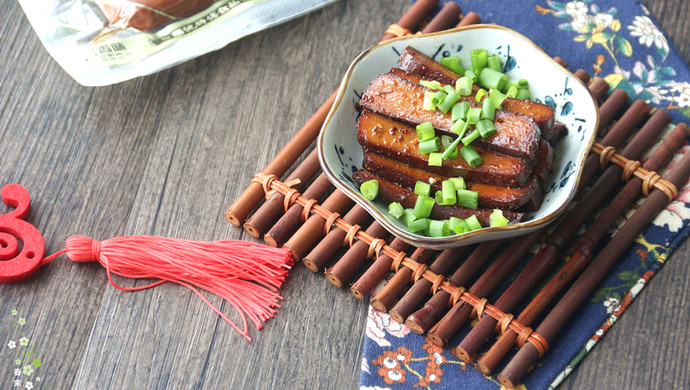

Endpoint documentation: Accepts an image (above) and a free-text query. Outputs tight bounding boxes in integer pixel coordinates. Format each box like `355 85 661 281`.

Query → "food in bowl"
351 45 561 237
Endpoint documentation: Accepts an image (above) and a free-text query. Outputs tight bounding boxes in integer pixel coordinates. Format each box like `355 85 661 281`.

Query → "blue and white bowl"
318 25 600 249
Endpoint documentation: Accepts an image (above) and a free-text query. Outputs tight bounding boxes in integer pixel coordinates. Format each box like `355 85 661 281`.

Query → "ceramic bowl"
317 25 599 249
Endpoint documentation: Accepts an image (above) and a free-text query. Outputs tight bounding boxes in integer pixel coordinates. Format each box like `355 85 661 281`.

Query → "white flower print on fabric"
366 306 410 347
627 15 669 54
24 382 33 390
603 297 620 314
19 337 29 347
564 1 588 16
8 340 17 349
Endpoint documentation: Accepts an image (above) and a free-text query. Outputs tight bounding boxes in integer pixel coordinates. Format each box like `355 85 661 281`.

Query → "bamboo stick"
325 221 390 287
477 120 686 375
351 237 410 299
452 104 665 362
370 248 434 312
498 147 690 389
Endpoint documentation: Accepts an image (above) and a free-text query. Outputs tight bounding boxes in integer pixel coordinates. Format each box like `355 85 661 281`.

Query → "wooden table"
1 1 688 388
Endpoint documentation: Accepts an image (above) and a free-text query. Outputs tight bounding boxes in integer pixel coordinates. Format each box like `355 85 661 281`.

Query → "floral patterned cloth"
359 1 690 389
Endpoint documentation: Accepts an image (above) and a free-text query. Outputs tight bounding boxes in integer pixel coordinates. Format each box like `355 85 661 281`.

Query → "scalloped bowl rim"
318 24 599 249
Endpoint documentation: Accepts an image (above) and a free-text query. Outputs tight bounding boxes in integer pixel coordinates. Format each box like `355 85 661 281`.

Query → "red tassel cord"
1 184 293 342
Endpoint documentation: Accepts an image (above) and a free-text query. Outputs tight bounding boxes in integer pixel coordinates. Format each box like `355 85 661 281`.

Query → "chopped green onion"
487 54 503 72
414 181 431 196
435 190 453 206
440 56 466 75
481 97 496 120
419 137 441 154
448 177 466 190
420 79 442 90
467 107 482 124
461 129 480 146
470 48 487 71
506 85 519 98
388 202 404 218
428 152 443 166
504 79 521 91
449 119 467 137
416 122 435 141
465 214 482 231
451 101 470 122
409 218 430 233
412 195 435 219
437 90 460 113
442 84 456 94
456 189 479 209
518 79 529 88
449 217 469 234
477 119 497 138
431 91 446 107
490 209 509 227
478 67 507 91
360 179 379 200
423 91 437 111
460 145 483 167
464 69 478 83
428 219 450 237
403 208 417 225
489 88 508 109
455 76 473 96
517 88 531 100
442 129 465 160
441 135 459 159
442 180 457 204
475 88 488 103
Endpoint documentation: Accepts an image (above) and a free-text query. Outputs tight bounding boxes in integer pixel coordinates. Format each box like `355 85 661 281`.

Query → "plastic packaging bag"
18 0 336 86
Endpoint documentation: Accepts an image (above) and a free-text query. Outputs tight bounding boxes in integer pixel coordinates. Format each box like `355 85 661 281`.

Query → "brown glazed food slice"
357 110 532 188
352 170 524 226
97 0 216 31
358 73 540 158
534 139 555 185
362 151 543 211
397 46 556 136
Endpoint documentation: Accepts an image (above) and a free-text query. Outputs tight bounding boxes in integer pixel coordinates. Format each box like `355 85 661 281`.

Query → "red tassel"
1 184 293 342
62 236 293 341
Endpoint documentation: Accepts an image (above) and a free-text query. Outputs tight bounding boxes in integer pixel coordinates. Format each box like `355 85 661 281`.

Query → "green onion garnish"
450 119 467 136
416 122 435 141
388 202 405 218
456 189 479 209
428 219 450 237
464 69 478 83
448 177 466 190
490 209 509 227
489 88 507 109
420 79 442 90
476 119 497 138
449 217 469 234
487 54 503 72
442 180 458 204
455 76 473 96
431 91 446 107
414 181 431 197
460 145 483 167
478 67 507 91
419 137 441 154
412 195 435 219
440 56 466 75
517 88 531 100
461 129 480 146
428 152 443 166
403 208 417 226
465 215 482 231
467 107 482 124
409 218 430 233
475 88 488 102
451 101 470 122
506 85 519 98
423 91 437 111
437 90 460 113
441 133 463 160
434 190 450 206
442 84 456 94
441 135 459 159
360 179 379 200
470 48 487 71
481 97 496 120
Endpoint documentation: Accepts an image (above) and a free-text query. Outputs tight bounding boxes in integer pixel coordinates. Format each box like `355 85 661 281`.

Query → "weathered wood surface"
0 0 688 389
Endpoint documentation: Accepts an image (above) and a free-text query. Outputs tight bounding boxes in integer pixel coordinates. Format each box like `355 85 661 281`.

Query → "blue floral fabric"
359 1 690 389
